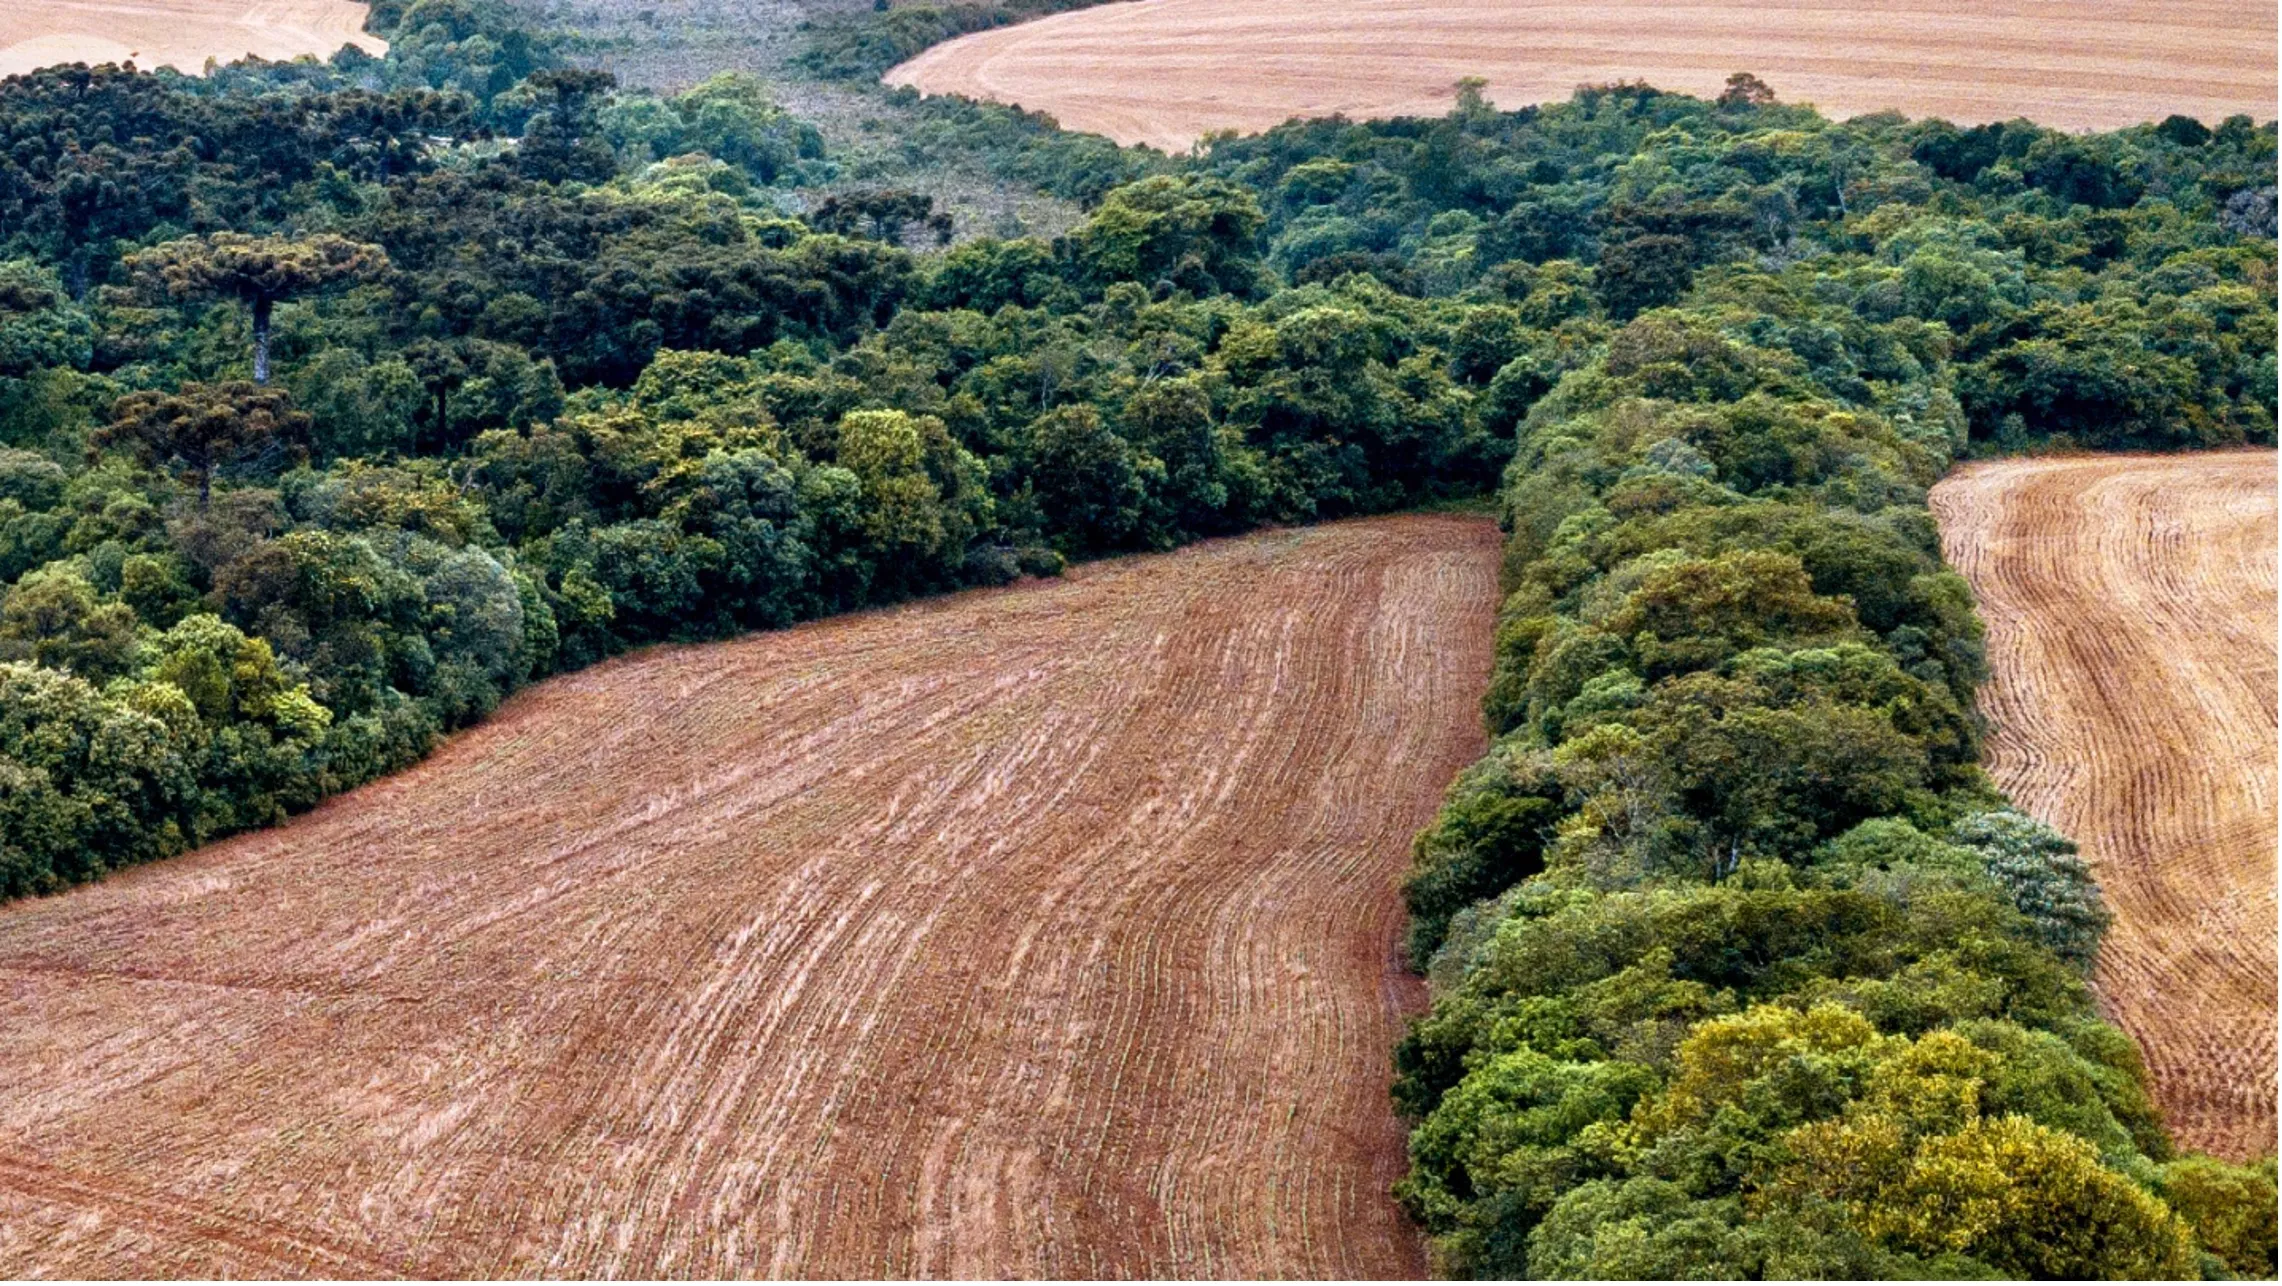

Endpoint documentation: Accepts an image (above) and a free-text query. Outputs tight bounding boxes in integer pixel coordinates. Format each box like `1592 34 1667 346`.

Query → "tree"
1604 550 1861 677
2160 1155 2278 1278
0 660 190 894
607 72 824 185
402 338 470 452
1403 742 1566 963
1064 175 1267 299
288 350 424 460
1786 1111 2200 1278
1398 1046 1657 1275
1594 234 1696 321
0 568 142 682
126 233 388 384
0 260 91 380
1022 404 1148 554
95 383 309 507
1950 809 2111 969
835 408 953 567
1717 73 1778 108
807 189 952 246
1121 377 1231 536
517 69 620 185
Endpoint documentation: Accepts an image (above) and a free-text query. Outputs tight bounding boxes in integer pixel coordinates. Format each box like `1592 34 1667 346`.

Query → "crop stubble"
887 0 2278 152
0 0 383 81
0 513 1500 1277
1931 451 2277 1161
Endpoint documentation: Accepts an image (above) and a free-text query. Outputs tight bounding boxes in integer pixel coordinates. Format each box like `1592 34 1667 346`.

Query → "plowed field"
1932 452 2277 1161
0 513 1500 1278
0 0 382 81
886 0 2278 151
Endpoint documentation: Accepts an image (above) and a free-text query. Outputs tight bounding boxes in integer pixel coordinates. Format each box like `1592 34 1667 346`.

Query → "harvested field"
0 0 382 81
886 0 2279 151
1932 451 2278 1161
0 513 1500 1278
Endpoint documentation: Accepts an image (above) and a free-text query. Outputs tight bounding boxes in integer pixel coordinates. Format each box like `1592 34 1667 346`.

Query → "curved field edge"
883 0 2278 151
0 512 1496 1278
1931 450 2278 1160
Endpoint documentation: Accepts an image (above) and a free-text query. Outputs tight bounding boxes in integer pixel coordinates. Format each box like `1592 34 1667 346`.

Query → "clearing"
0 513 1500 1277
886 0 2278 151
0 0 382 81
1932 451 2277 1161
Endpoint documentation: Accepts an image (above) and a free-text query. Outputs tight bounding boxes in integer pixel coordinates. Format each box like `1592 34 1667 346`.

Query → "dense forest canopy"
0 3 2272 1277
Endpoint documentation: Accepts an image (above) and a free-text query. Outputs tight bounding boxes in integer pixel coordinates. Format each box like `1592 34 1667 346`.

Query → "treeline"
0 10 2274 1274
1389 305 2277 1281
1323 80 2275 1281
1188 79 2276 452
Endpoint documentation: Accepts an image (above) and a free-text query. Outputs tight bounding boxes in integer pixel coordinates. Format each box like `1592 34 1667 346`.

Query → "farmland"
0 0 2273 1274
0 0 382 80
1932 452 2278 1161
886 0 2279 151
0 514 1497 1278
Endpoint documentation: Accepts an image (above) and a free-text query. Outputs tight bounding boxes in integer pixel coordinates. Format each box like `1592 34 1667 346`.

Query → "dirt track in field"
1932 452 2277 1161
887 0 2278 151
0 513 1500 1278
0 0 382 81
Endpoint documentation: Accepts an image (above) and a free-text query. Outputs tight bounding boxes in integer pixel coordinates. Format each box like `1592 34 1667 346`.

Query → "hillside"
1932 451 2278 1161
886 0 2278 151
0 514 1496 1278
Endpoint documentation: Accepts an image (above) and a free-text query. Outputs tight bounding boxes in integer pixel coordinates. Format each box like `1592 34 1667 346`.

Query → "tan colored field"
0 513 1501 1277
0 0 382 81
888 0 2279 151
1932 452 2277 1161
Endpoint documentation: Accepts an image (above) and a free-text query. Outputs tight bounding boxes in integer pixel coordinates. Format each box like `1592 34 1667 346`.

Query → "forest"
0 1 2273 1276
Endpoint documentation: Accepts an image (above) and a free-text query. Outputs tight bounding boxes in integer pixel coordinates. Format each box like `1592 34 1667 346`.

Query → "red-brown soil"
1932 452 2277 1161
0 0 383 81
0 513 1500 1277
887 0 2278 152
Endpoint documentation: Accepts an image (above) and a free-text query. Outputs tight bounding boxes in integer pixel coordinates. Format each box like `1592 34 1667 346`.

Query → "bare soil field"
1932 452 2277 1161
0 0 382 81
887 0 2278 151
0 513 1500 1277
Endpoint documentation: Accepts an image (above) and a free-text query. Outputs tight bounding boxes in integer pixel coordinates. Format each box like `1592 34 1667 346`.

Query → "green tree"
1022 404 1150 554
1065 175 1267 298
0 260 90 381
0 567 142 681
2159 1154 2278 1278
1595 235 1696 321
126 233 388 384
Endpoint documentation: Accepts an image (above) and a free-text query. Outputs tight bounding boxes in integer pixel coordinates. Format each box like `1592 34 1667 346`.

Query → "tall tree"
94 383 309 507
126 233 387 384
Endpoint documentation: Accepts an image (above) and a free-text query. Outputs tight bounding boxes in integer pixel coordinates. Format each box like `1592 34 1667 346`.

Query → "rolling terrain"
1932 451 2277 1161
0 0 383 80
0 513 1500 1278
887 0 2278 151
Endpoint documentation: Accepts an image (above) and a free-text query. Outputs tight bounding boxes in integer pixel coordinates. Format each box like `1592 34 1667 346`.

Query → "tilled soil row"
1933 451 2276 1161
0 513 1500 1277
888 0 2276 151
0 0 384 81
